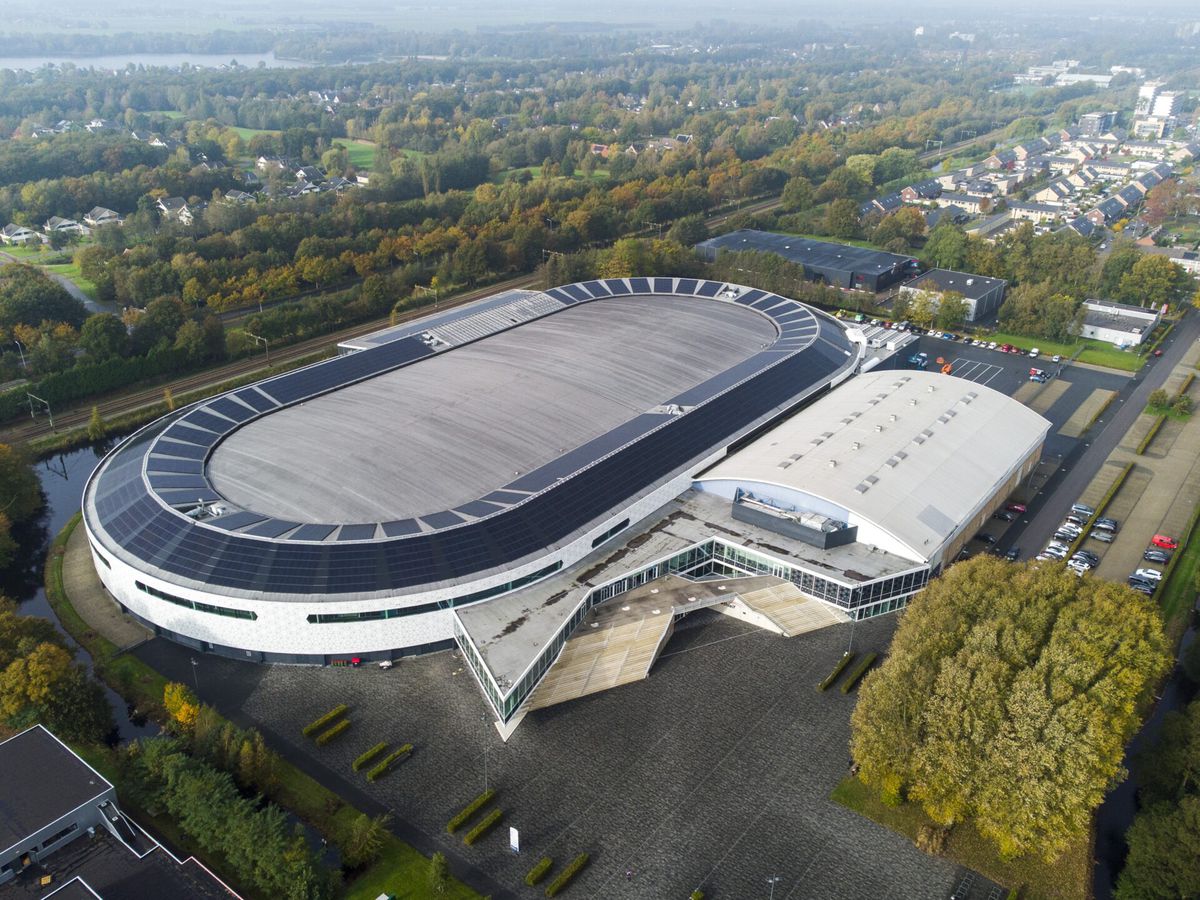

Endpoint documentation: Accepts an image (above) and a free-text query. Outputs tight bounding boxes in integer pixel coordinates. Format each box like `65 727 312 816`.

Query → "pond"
6 439 158 743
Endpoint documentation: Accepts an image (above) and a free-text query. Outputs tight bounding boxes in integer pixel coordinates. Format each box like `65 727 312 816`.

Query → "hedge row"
0 345 196 424
302 704 348 737
315 718 350 745
462 808 503 846
545 852 589 897
352 742 388 772
690 892 705 900
817 652 854 692
525 857 553 886
840 652 878 694
447 788 496 834
1137 416 1166 455
365 743 413 782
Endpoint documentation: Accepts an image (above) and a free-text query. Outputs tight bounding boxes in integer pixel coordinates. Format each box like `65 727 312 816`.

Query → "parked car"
1052 354 1062 363
993 510 1015 522
975 532 997 544
1006 502 1027 513
1091 530 1115 543
1128 581 1155 595
1093 520 1119 533
1071 503 1095 517
1064 515 1085 527
1153 349 1163 357
1143 549 1171 564
1005 547 1020 561
1096 517 1119 528
1055 530 1078 542
1029 348 1040 358
1074 550 1099 565
1134 567 1163 582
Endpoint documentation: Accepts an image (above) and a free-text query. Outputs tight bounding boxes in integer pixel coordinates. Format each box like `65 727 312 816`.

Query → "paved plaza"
137 610 967 899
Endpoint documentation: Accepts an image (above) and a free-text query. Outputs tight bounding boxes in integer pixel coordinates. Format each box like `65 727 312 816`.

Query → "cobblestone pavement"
143 612 962 899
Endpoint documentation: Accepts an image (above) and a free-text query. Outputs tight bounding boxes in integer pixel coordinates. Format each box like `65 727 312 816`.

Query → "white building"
1079 299 1163 347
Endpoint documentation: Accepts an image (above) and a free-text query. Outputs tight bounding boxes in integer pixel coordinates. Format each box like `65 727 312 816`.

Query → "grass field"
231 125 281 141
145 109 187 120
0 242 50 258
43 261 99 300
333 140 375 170
832 777 1089 900
984 331 1145 373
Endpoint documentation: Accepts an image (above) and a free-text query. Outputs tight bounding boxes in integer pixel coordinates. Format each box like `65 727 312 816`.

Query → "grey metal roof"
696 229 913 274
208 296 777 524
901 268 1006 301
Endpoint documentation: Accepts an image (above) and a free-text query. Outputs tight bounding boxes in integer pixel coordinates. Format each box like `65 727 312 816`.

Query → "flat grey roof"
696 229 913 274
0 726 110 854
208 296 777 524
901 268 1006 300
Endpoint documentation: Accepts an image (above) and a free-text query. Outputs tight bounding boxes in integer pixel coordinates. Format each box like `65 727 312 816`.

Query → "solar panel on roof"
676 278 698 294
208 397 255 423
163 424 220 447
337 524 377 541
628 277 651 294
207 510 268 531
455 499 504 518
421 510 465 530
653 277 674 293
381 519 421 537
147 457 204 475
152 440 207 461
233 388 277 413
559 283 590 302
244 518 302 538
290 524 336 542
148 473 209 490
603 279 631 295
182 410 231 433
580 280 611 298
695 280 721 297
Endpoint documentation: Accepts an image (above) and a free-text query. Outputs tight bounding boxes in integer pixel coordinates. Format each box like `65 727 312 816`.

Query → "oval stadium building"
82 278 860 663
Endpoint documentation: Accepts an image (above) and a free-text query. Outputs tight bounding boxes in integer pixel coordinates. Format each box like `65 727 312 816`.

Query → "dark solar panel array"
88 280 855 595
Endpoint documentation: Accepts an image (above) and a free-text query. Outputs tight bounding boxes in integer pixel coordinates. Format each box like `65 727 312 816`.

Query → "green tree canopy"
923 223 968 270
0 264 87 330
998 281 1082 343
1117 254 1192 309
851 556 1170 862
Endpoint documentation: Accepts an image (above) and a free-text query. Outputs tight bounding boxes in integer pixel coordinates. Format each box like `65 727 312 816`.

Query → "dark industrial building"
695 229 918 292
898 268 1008 322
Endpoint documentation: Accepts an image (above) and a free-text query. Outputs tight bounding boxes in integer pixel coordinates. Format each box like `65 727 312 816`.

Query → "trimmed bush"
1137 416 1166 455
545 852 589 897
462 808 503 846
690 892 705 900
352 742 388 772
365 743 413 781
817 652 854 691
315 718 350 745
839 652 878 694
447 788 496 833
302 704 348 737
525 857 553 886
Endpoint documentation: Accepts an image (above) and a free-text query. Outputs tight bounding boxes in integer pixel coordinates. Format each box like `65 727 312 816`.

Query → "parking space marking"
949 358 1003 386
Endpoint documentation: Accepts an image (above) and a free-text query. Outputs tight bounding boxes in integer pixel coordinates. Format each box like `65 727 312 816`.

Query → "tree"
780 176 814 212
850 556 1170 862
0 443 42 525
163 387 176 411
87 406 105 442
824 199 861 240
1117 254 1192 308
1115 797 1200 900
164 682 200 734
1098 243 1142 298
79 312 129 361
908 291 938 328
341 812 389 869
923 224 968 270
1148 389 1170 411
934 292 970 329
0 264 87 330
998 281 1082 343
428 851 449 896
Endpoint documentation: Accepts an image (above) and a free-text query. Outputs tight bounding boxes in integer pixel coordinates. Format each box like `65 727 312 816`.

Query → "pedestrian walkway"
62 522 151 649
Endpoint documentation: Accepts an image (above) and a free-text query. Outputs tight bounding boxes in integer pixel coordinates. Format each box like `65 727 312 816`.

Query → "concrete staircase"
735 581 849 636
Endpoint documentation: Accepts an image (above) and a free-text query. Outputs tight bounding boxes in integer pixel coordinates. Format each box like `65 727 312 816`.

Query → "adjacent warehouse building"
897 268 1008 322
695 229 918 292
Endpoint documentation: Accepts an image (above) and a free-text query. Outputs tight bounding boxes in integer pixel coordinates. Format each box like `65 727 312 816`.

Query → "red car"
1153 349 1163 357
1006 502 1027 514
1151 534 1179 550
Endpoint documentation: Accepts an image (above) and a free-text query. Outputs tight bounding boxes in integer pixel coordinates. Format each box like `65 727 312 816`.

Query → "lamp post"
244 331 271 366
12 339 26 371
190 657 200 691
767 874 781 900
480 714 492 793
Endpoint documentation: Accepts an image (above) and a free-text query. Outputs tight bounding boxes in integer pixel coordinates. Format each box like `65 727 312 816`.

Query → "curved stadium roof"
84 278 857 600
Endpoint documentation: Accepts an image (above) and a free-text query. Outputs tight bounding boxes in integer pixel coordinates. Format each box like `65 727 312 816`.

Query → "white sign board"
509 826 520 854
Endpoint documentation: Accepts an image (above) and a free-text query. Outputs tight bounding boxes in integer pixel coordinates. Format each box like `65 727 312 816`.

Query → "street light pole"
190 657 199 691
767 874 781 900
244 331 271 366
12 339 26 371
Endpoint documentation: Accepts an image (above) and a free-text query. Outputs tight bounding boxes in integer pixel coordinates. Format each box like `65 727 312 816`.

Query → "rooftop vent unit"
851 441 861 450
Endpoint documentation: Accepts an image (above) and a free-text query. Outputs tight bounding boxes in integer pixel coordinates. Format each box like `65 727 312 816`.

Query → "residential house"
1062 216 1098 238
42 216 83 235
924 205 970 230
156 197 194 225
962 180 998 199
1087 196 1127 225
0 224 40 245
900 179 942 203
983 149 1017 170
83 207 122 228
1067 166 1101 189
1007 201 1063 223
1033 180 1075 204
858 193 903 218
936 192 986 215
295 165 326 183
1088 159 1133 179
223 190 255 204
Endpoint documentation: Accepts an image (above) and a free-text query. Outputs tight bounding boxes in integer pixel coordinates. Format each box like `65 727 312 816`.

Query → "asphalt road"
1005 312 1200 558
